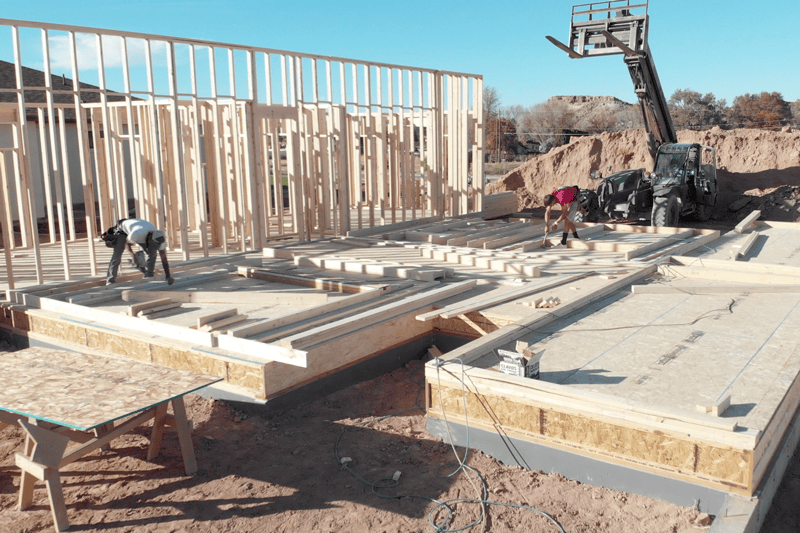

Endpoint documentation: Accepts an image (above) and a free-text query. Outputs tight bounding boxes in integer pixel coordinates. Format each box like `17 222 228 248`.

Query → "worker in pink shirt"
543 185 583 247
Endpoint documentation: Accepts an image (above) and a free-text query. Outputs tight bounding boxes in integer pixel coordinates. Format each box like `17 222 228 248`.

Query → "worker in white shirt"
101 218 174 285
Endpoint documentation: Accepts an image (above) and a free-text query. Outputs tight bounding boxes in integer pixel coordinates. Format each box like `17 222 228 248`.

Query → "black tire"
575 190 600 223
652 194 680 227
573 207 599 224
693 203 713 222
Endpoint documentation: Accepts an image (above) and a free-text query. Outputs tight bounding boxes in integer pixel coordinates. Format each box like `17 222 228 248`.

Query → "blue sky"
2 0 798 109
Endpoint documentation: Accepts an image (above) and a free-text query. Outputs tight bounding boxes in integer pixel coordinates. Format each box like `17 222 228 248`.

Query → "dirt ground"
0 352 797 533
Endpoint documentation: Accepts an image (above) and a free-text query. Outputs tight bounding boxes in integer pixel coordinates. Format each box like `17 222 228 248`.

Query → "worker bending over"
543 185 583 247
102 218 174 285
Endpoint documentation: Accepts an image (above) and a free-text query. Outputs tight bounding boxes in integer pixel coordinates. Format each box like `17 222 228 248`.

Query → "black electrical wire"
333 359 567 533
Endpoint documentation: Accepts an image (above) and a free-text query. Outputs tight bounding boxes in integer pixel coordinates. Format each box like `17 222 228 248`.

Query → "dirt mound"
487 127 800 223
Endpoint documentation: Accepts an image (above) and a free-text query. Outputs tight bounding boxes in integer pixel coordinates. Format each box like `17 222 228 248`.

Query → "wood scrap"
137 301 182 318
536 297 560 309
734 210 761 234
197 309 238 329
200 314 249 332
730 231 759 260
126 298 174 317
696 394 731 417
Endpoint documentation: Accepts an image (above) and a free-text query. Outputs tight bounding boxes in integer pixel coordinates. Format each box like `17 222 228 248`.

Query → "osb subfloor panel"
469 277 800 436
0 346 220 430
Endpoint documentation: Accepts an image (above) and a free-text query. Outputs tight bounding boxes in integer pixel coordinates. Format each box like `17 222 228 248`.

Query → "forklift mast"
546 1 677 156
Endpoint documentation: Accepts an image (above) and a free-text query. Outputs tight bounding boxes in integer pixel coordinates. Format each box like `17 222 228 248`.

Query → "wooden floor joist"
281 279 477 350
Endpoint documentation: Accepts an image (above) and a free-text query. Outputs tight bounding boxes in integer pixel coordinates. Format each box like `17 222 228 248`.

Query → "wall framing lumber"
138 302 182 317
293 255 447 281
0 18 484 288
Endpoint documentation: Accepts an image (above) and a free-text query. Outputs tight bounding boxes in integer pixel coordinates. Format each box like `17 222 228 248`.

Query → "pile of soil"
487 127 800 226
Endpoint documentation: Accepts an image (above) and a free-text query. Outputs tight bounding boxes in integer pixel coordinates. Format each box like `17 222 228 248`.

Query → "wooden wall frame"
0 18 484 289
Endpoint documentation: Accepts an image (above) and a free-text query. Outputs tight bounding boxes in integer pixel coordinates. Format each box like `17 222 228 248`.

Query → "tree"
791 99 800 127
728 92 791 129
483 86 501 122
515 99 577 148
668 88 727 130
485 115 519 162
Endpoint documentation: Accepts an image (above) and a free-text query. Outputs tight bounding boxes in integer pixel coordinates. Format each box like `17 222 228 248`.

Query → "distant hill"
547 95 636 131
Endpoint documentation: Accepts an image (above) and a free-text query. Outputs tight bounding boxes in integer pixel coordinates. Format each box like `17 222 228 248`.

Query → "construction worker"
543 185 583 247
102 218 174 285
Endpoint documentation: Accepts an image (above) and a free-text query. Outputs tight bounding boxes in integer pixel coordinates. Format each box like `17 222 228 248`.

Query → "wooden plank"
200 314 248 332
445 223 512 246
416 247 541 277
197 309 238 328
659 266 800 285
121 289 329 305
734 210 761 234
696 394 731 417
138 301 182 317
127 298 174 317
602 223 688 234
281 279 477 349
294 255 445 282
427 367 747 441
754 220 800 229
465 225 521 248
670 256 800 277
417 272 594 322
516 225 607 252
238 266 372 294
18 265 235 300
731 231 759 261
